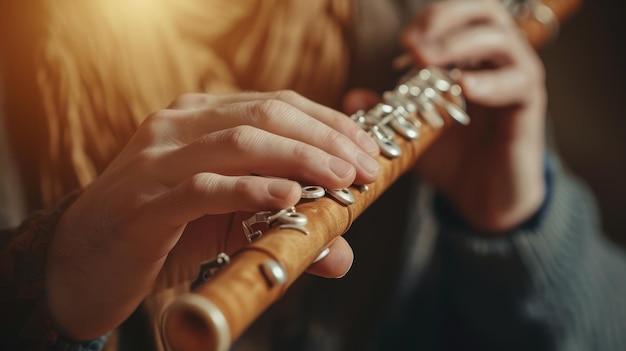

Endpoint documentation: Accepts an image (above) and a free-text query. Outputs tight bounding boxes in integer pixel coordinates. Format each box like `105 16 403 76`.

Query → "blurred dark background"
541 0 626 247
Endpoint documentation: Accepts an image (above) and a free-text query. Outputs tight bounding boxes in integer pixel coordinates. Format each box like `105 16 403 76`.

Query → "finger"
174 102 380 184
342 89 381 115
305 236 354 278
170 91 380 157
162 125 364 189
151 173 302 228
218 91 378 155
412 25 519 68
223 98 380 163
118 174 301 261
406 0 511 41
402 0 512 59
459 65 542 106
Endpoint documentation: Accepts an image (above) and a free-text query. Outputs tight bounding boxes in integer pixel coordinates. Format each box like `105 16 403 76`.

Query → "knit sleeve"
435 159 626 350
0 190 110 351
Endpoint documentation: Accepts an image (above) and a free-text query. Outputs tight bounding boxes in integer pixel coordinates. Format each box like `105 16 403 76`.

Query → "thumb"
342 89 381 115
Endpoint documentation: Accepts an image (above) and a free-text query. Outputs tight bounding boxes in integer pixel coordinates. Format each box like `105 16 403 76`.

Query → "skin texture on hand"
46 91 380 340
346 0 547 233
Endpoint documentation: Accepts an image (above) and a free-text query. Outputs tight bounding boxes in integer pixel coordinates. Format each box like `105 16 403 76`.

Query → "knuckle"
273 89 302 103
187 173 213 195
130 150 158 171
143 110 169 126
219 125 258 152
322 128 350 151
138 110 173 141
232 177 257 198
249 99 290 126
291 142 316 166
170 93 205 109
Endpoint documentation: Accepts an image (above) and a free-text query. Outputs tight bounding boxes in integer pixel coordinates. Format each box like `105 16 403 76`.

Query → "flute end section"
161 294 231 351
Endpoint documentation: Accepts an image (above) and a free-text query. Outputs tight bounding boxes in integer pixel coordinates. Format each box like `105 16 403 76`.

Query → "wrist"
46 253 160 340
46 212 162 340
436 153 550 234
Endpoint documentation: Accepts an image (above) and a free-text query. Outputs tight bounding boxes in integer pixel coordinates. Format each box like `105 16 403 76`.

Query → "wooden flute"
161 1 580 350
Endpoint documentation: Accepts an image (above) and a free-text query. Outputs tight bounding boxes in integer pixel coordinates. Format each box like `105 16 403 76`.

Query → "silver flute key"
383 91 418 113
370 124 402 158
242 207 308 242
390 107 420 140
415 94 445 129
383 93 425 138
301 185 326 199
326 188 356 206
273 210 308 226
260 259 287 287
423 87 470 125
369 103 419 140
418 67 452 92
352 109 402 158
191 253 231 290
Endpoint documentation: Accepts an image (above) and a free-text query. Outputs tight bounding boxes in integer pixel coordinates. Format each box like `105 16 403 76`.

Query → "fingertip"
334 253 354 279
267 180 301 205
305 237 354 278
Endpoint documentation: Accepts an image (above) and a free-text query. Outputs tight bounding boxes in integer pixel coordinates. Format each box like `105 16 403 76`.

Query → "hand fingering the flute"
46 90 380 341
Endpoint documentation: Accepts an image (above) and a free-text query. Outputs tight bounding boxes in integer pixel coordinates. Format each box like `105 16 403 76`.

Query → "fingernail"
313 247 330 263
357 153 380 176
356 129 379 156
268 181 296 199
336 251 354 279
329 157 354 178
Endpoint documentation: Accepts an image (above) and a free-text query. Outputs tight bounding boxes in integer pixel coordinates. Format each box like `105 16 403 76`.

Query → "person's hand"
346 0 547 232
46 91 380 340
